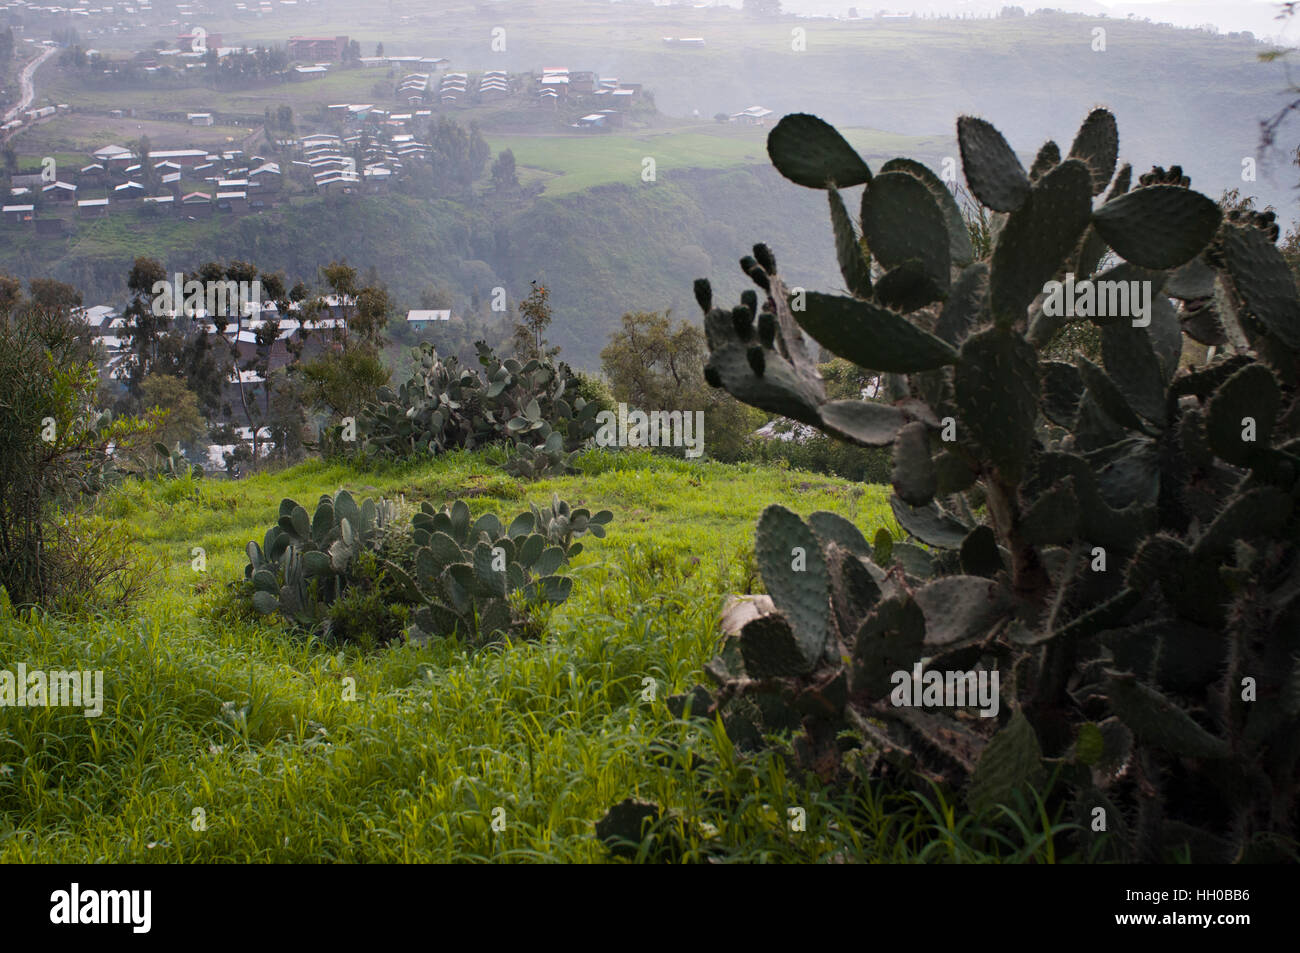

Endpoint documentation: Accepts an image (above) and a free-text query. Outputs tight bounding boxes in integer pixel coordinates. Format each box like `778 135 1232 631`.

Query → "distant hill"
0 162 866 371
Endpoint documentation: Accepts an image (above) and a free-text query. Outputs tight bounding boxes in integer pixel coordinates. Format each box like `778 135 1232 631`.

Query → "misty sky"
718 1 1300 45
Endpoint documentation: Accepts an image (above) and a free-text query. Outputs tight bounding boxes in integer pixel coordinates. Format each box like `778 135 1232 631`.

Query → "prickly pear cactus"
244 489 401 633
356 341 601 478
649 107 1299 863
401 494 613 646
243 490 613 649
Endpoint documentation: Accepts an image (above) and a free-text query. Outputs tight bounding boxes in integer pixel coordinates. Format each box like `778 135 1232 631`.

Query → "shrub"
0 310 159 610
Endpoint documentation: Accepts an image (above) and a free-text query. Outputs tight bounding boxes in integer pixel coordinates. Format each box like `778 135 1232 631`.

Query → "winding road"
4 44 58 124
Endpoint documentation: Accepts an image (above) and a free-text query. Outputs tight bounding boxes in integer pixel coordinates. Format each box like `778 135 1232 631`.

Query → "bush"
738 429 891 482
0 310 159 610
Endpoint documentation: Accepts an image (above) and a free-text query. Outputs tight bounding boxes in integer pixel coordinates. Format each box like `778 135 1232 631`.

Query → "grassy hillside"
1 451 1039 863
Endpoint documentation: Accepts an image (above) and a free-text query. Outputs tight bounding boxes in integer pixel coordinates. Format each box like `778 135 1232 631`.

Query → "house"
570 71 598 94
731 105 774 125
41 181 78 202
2 204 34 224
540 69 570 98
91 145 134 167
149 149 209 167
75 305 119 333
363 166 393 190
481 81 508 100
293 65 328 78
287 35 348 61
78 198 110 218
188 112 214 126
216 190 248 211
315 173 358 192
301 133 341 148
249 162 282 191
114 181 145 199
406 309 451 327
181 192 213 217
573 113 608 130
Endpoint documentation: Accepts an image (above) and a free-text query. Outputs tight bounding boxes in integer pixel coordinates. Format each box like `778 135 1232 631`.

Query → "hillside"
0 155 947 370
0 450 928 863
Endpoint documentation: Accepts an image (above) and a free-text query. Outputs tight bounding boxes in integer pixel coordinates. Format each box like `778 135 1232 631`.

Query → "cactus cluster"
357 341 602 477
393 494 612 645
244 490 400 632
615 107 1300 862
243 490 611 647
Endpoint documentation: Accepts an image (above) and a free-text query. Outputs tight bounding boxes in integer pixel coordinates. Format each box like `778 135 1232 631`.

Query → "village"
0 28 682 229
0 17 773 468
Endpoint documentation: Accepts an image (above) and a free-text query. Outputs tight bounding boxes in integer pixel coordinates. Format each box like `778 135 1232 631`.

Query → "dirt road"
4 45 59 124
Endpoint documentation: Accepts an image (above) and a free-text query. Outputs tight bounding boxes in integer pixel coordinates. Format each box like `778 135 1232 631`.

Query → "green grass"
0 450 1086 862
487 124 941 196
487 126 770 196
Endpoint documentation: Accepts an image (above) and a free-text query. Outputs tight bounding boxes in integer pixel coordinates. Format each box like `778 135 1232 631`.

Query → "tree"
0 273 21 320
743 0 781 14
138 373 207 452
512 282 560 362
1259 6 1300 178
428 117 491 193
419 285 454 311
299 347 389 420
27 278 82 317
122 256 169 393
491 149 518 191
375 42 384 58
265 368 309 465
298 261 392 424
599 310 763 460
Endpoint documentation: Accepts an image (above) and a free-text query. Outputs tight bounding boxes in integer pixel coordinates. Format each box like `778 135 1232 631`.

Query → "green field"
486 124 944 196
2 450 1069 863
